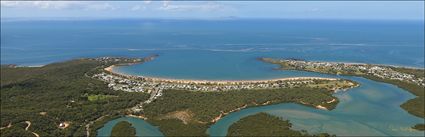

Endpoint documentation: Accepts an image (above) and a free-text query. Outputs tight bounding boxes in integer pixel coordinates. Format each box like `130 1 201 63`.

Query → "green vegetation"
89 115 121 137
147 119 209 136
0 57 353 136
227 113 303 136
0 59 150 136
111 121 136 137
0 121 35 137
87 94 117 102
227 112 334 137
143 86 341 136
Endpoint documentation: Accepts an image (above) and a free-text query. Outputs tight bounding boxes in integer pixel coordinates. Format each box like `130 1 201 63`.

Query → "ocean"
2 19 424 136
1 19 424 69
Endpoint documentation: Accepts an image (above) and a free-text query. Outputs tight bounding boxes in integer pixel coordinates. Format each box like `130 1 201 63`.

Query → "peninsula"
90 56 359 136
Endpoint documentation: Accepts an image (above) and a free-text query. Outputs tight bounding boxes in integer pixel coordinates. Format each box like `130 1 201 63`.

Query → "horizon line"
1 17 424 22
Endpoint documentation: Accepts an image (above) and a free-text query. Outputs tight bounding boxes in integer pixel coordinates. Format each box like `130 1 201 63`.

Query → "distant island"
259 57 425 130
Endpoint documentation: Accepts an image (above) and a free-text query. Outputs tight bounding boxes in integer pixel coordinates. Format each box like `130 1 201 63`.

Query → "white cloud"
309 8 321 12
162 1 170 8
0 1 20 8
158 1 228 12
85 3 117 11
130 5 146 11
1 1 118 11
144 0 152 5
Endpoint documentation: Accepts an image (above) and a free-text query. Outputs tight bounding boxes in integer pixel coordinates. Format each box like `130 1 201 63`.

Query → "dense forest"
0 59 149 136
111 121 136 137
227 112 334 137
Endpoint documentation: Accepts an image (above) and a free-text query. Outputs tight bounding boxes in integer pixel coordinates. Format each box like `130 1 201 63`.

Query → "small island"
227 112 334 137
111 121 136 137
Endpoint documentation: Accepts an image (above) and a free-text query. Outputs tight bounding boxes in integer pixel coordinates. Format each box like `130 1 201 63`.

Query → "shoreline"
105 64 339 84
261 57 425 70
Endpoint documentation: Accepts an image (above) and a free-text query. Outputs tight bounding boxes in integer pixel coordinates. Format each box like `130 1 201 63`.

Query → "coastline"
105 65 339 84
103 61 351 123
262 57 424 70
104 65 115 72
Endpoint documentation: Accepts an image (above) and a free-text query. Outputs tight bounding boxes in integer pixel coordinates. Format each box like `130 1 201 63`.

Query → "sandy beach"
104 65 115 72
104 65 339 85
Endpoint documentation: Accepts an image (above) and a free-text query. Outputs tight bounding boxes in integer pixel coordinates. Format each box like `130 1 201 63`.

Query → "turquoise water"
208 77 424 136
113 50 337 80
96 116 163 137
2 19 424 67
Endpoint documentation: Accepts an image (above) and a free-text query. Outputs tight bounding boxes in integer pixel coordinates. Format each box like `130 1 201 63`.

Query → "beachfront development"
93 61 358 113
93 72 355 93
260 58 425 87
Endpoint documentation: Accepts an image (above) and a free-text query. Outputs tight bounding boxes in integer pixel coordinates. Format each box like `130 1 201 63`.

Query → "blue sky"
1 1 424 20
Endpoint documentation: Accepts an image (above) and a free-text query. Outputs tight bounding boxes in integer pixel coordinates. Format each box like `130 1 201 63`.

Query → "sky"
1 1 424 20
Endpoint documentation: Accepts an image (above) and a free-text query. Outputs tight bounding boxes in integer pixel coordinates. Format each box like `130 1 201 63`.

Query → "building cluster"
280 60 425 87
92 72 348 112
92 72 334 93
89 57 143 64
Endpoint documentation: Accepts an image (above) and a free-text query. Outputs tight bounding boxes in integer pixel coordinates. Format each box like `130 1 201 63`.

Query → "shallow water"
96 116 163 137
207 77 424 136
110 53 425 136
2 19 424 68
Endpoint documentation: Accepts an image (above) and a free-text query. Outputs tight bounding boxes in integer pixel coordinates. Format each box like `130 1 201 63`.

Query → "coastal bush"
147 119 208 136
227 112 336 137
143 87 339 136
0 59 150 136
144 88 335 123
111 121 136 137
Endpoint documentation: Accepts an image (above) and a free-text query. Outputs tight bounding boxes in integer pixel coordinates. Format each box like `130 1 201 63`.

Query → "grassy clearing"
87 95 117 102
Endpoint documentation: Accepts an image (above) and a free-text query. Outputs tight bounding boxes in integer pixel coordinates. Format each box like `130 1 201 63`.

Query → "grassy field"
87 95 117 102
